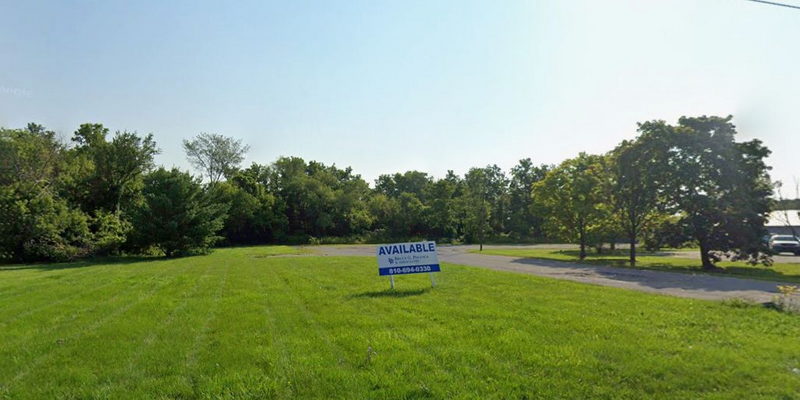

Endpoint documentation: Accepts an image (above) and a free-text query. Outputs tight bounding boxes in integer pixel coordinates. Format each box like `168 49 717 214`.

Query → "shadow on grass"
349 288 430 299
545 249 679 260
0 255 170 272
721 266 800 283
502 257 795 297
513 250 800 283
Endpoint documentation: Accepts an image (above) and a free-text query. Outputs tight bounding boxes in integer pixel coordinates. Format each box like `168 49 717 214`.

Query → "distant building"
766 209 800 236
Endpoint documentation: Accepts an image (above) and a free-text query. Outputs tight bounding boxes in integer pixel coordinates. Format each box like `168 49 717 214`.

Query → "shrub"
773 285 800 314
0 183 93 262
129 168 227 257
90 210 131 256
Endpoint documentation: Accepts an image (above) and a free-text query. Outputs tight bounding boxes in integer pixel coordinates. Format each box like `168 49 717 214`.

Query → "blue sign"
376 241 440 276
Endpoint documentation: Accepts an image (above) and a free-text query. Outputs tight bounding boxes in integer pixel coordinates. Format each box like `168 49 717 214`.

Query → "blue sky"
1 0 799 188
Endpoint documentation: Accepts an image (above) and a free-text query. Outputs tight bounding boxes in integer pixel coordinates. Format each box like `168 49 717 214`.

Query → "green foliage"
609 124 671 265
0 114 780 263
459 165 512 246
775 198 800 210
422 173 460 239
0 124 65 186
463 167 493 244
659 116 773 268
375 170 432 199
508 158 549 238
183 132 249 184
213 180 287 244
89 210 132 256
268 157 373 238
533 153 609 259
0 183 93 262
641 215 692 251
0 126 99 262
129 168 228 257
69 123 159 213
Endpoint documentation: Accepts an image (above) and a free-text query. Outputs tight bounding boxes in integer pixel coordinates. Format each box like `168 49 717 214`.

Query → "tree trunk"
579 228 586 260
699 242 714 270
629 235 636 267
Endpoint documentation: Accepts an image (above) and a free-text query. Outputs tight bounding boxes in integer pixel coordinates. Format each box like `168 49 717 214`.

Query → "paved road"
310 244 793 303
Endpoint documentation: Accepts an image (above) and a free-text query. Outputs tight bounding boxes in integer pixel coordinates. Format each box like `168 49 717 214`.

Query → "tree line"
0 115 775 269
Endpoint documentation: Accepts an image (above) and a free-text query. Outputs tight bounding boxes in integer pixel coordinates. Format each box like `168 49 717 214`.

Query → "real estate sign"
376 241 440 276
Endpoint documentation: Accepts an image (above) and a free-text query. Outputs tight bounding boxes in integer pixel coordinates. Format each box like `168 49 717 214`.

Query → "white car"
769 235 800 255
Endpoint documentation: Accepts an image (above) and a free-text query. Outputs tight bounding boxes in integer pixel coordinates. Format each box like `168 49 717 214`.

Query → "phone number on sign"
388 265 433 274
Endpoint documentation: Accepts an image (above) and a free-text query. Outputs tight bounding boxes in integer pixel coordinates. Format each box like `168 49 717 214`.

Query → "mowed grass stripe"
94 256 233 398
0 258 179 323
254 256 800 398
306 258 470 395
2 247 800 399
181 259 234 399
0 261 171 329
0 258 158 300
0 258 193 357
104 261 218 396
187 252 291 398
262 257 418 398
358 264 563 397
262 257 433 398
375 261 554 396
2 258 199 395
0 246 300 296
0 260 191 368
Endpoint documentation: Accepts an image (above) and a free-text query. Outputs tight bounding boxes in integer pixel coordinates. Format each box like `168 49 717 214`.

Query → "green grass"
1 247 800 399
475 248 800 284
236 244 309 256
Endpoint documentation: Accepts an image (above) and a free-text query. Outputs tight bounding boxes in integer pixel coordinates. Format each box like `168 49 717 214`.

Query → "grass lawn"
475 248 800 284
1 247 800 399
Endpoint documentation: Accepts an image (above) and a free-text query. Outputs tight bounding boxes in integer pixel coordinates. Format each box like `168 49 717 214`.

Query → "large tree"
662 115 773 269
71 123 159 212
463 167 492 250
212 181 286 245
508 158 549 239
183 133 249 184
0 124 65 187
422 173 460 239
481 164 510 235
374 171 432 200
609 123 671 266
533 153 608 259
268 157 372 240
0 125 98 261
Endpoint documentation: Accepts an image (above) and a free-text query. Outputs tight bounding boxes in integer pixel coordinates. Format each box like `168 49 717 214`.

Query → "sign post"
376 241 440 289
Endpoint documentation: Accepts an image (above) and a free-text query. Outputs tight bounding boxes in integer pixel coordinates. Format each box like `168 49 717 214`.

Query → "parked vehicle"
769 235 800 255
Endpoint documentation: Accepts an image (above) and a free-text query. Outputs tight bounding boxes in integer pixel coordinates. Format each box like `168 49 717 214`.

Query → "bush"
90 210 131 256
642 217 692 251
0 183 93 262
129 168 227 257
773 285 800 314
